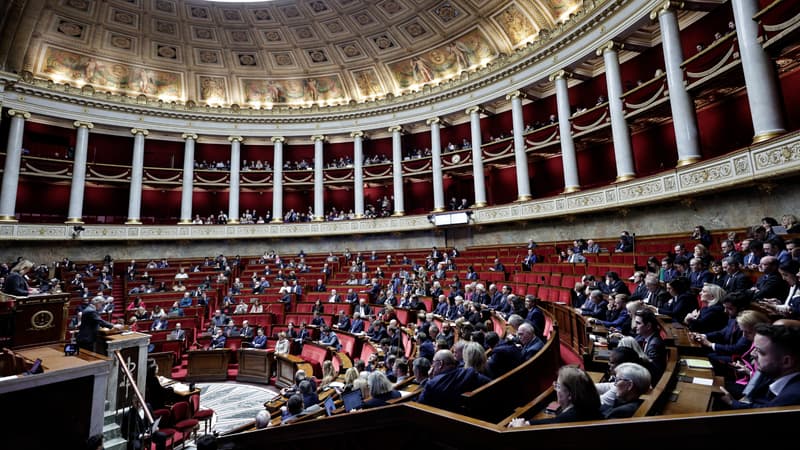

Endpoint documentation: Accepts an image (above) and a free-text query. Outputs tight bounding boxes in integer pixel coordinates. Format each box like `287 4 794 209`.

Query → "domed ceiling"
5 0 583 107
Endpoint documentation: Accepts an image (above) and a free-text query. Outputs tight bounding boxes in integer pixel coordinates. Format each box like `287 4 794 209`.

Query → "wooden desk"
274 353 313 388
660 321 705 355
237 348 274 384
186 349 231 382
661 356 721 415
0 292 70 348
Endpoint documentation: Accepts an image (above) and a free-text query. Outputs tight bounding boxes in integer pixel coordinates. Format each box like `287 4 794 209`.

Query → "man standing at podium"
78 297 123 352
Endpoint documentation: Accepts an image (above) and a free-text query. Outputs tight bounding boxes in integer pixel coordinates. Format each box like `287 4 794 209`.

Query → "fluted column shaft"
313 135 325 221
126 128 148 224
551 73 581 193
271 137 284 223
599 43 636 181
654 5 701 165
428 118 445 212
228 136 243 223
0 110 29 222
179 134 197 223
352 132 365 218
66 121 93 223
389 126 404 216
732 0 786 142
467 107 487 207
508 92 532 200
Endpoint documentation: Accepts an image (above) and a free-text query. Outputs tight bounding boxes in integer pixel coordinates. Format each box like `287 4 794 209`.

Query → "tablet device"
341 389 363 412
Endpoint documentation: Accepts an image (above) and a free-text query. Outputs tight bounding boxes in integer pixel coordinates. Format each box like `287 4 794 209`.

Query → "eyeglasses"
614 377 631 385
552 381 561 390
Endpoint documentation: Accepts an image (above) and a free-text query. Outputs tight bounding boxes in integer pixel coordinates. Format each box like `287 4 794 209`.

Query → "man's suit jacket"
722 272 752 292
328 294 341 303
629 283 649 301
637 334 667 381
487 340 523 378
355 304 373 318
240 326 255 340
350 319 364 334
753 272 789 301
707 317 750 356
168 329 186 341
251 335 267 349
658 293 696 322
2 272 29 296
733 373 800 409
77 305 115 349
418 367 490 412
521 336 544 360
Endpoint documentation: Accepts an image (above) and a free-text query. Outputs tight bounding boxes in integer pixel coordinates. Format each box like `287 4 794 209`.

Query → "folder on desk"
683 358 713 369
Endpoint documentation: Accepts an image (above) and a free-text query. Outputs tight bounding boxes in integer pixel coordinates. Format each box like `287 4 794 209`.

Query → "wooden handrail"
680 31 736 69
753 0 785 21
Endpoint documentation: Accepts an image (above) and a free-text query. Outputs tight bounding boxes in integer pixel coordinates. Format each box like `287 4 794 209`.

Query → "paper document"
683 358 713 369
692 377 714 386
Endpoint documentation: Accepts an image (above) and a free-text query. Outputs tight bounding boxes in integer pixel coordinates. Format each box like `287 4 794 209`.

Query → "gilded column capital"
130 128 149 136
8 109 31 119
350 131 364 139
271 136 285 144
311 135 326 142
548 70 571 82
505 90 524 101
426 117 440 126
73 121 94 129
388 126 403 133
181 133 198 141
595 41 623 56
650 1 684 20
228 136 244 143
465 106 483 115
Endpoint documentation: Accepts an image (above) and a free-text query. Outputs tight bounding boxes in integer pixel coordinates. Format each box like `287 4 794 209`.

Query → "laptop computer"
324 396 336 416
341 389 363 412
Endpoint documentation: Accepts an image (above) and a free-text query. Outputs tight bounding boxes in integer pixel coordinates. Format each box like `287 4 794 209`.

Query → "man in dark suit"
167 322 186 341
694 291 752 373
486 332 523 378
355 298 373 318
518 322 544 360
720 239 743 265
334 310 351 331
722 324 800 409
78 298 122 352
641 274 670 309
349 312 365 333
488 258 506 273
721 257 752 292
629 271 648 301
239 320 255 344
752 256 789 301
418 349 490 412
251 328 267 349
634 309 667 381
210 328 226 349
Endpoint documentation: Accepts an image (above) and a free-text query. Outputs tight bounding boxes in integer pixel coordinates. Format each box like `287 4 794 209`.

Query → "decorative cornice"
73 121 94 129
131 128 149 136
426 117 441 126
465 106 483 116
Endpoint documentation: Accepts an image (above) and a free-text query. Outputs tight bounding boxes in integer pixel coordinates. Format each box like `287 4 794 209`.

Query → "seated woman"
685 283 728 333
509 366 602 426
362 371 401 409
319 360 337 389
274 332 290 355
249 299 263 314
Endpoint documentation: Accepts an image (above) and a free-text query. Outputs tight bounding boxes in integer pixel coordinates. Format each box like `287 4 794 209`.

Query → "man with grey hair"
601 362 652 418
255 410 271 429
518 322 544 360
418 349 490 411
77 297 122 352
580 289 608 319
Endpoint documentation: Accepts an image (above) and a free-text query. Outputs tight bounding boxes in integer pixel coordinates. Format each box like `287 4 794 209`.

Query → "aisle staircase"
102 404 127 450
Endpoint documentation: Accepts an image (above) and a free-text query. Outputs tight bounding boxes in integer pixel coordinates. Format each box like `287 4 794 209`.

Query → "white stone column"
227 136 243 224
312 135 325 221
651 3 701 166
271 136 284 223
598 42 636 182
351 131 365 218
0 110 29 222
507 91 532 201
549 72 581 193
389 126 404 216
66 121 93 223
427 117 445 212
126 128 148 224
466 107 487 207
179 133 197 224
732 0 786 143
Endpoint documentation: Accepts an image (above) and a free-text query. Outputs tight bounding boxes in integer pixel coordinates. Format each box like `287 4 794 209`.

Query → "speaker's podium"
97 330 151 411
0 292 70 348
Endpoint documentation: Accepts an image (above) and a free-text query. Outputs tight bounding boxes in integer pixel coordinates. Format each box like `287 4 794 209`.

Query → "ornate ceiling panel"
13 0 584 107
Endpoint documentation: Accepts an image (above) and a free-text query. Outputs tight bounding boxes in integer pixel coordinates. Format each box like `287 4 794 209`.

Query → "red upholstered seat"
189 392 214 435
171 401 198 447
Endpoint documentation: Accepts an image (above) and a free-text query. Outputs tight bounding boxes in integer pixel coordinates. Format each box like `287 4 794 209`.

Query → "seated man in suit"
488 258 506 273
634 309 667 381
150 316 169 331
486 331 522 378
693 291 754 373
310 311 326 327
239 320 255 344
720 323 800 409
418 349 490 412
210 328 226 349
333 310 351 331
752 256 790 302
349 312 365 334
328 289 342 303
251 327 268 349
167 322 185 341
319 326 340 350
518 322 544 361
601 362 652 418
313 279 327 292
721 257 752 292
